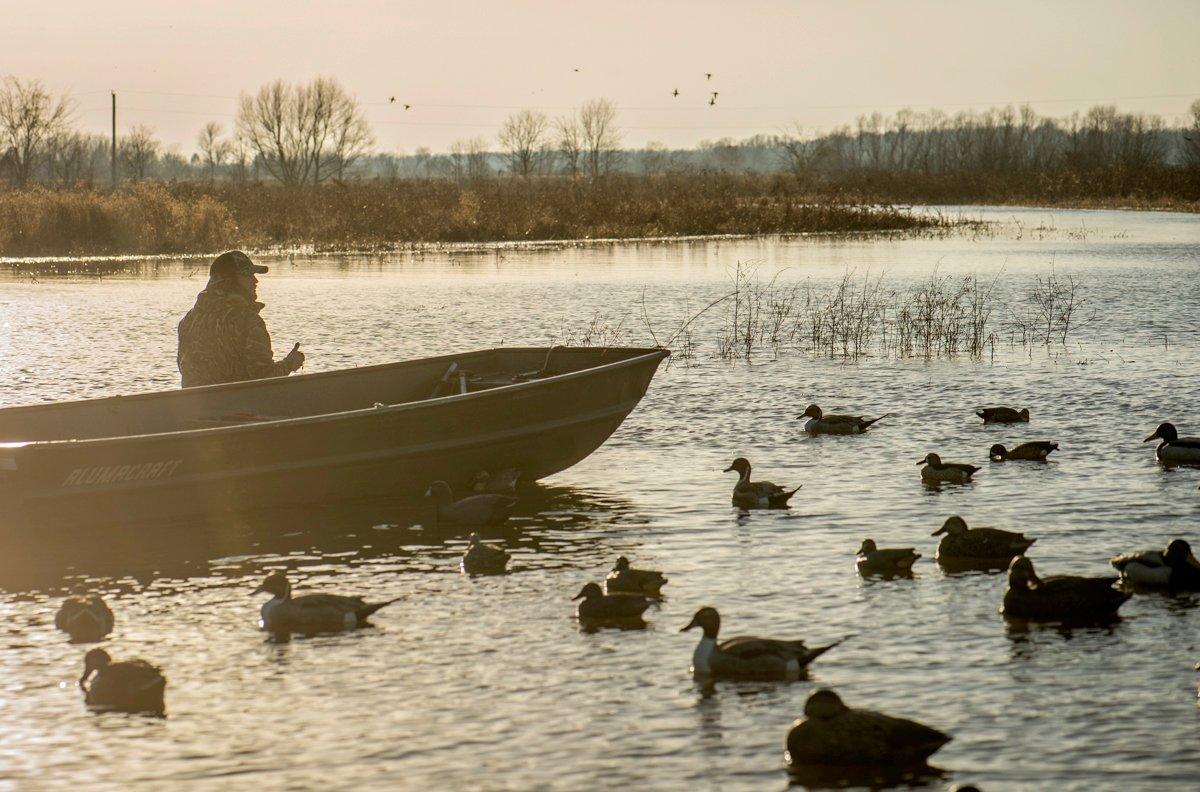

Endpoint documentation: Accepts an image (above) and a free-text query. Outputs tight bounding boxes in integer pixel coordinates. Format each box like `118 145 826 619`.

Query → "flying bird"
389 97 395 103
404 104 411 110
705 72 713 80
672 88 679 97
709 96 716 106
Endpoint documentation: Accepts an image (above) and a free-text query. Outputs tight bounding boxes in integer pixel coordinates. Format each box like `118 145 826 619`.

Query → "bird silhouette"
672 88 679 97
709 95 716 106
573 68 580 72
404 104 411 110
711 91 719 99
389 97 395 103
705 73 713 80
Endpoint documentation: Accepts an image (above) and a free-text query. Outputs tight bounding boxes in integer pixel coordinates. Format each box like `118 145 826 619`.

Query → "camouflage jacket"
177 284 293 388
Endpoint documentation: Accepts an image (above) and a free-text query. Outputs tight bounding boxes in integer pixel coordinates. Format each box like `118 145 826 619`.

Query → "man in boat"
177 251 305 388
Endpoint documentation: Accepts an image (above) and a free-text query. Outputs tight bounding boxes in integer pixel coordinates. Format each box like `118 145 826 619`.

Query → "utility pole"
110 91 117 187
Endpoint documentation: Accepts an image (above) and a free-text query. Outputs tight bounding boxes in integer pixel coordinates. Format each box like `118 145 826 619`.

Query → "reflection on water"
2 207 1200 789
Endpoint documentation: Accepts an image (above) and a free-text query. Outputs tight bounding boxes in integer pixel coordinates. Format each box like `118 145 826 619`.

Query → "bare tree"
45 131 100 184
197 121 232 181
579 98 620 178
555 115 583 177
447 137 490 180
641 141 668 176
0 76 73 186
1185 99 1200 168
236 77 374 186
497 109 548 177
119 125 160 181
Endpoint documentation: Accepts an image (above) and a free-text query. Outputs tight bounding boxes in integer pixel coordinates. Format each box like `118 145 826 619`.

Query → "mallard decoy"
605 556 667 595
856 539 920 576
797 404 891 435
976 406 1029 423
785 688 951 766
461 533 511 575
572 582 648 622
1001 555 1129 621
932 515 1035 564
1144 423 1200 464
917 453 979 484
1111 538 1200 590
990 441 1058 461
253 571 400 633
55 593 114 642
470 468 521 494
680 607 844 681
79 648 166 715
425 481 516 525
723 457 799 508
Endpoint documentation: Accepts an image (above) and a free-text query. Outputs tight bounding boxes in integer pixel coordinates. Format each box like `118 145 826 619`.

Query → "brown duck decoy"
681 607 844 681
933 515 1035 566
79 648 166 715
1111 538 1200 591
976 406 1029 423
918 453 979 484
1144 423 1200 465
253 571 400 633
798 404 890 435
572 582 648 623
426 480 516 525
605 556 667 595
786 688 951 766
461 533 511 575
989 442 1058 461
856 539 920 576
724 457 799 508
55 593 114 643
1001 556 1129 622
470 468 521 494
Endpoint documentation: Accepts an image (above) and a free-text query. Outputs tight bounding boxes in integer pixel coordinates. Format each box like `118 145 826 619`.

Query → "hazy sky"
4 0 1198 155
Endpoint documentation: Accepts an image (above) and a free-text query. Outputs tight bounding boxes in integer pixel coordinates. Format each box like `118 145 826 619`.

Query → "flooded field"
1 206 1199 790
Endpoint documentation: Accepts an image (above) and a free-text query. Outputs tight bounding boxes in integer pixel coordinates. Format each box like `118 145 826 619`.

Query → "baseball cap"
209 250 269 277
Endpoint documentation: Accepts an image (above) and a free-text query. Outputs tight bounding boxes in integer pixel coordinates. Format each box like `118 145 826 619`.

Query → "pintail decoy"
1111 538 1200 591
425 480 517 525
856 539 920 576
572 582 648 622
786 688 951 766
1001 555 1129 621
798 404 891 435
976 406 1029 423
253 571 401 633
605 555 668 595
990 441 1058 461
1144 423 1200 465
470 468 521 494
681 607 845 681
55 593 114 643
932 515 1035 564
723 457 799 509
79 648 166 715
918 453 979 484
461 533 511 575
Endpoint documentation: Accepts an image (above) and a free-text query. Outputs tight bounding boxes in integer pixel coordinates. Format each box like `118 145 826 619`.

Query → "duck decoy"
681 607 844 681
976 406 1029 423
470 468 521 494
572 582 648 623
856 539 920 576
461 533 511 575
79 648 166 715
1111 538 1200 591
1001 556 1129 622
989 441 1058 461
917 453 979 484
797 404 891 435
1144 423 1200 465
253 571 401 633
425 480 516 525
55 593 114 643
723 457 799 509
785 688 951 766
932 515 1035 565
605 556 667 595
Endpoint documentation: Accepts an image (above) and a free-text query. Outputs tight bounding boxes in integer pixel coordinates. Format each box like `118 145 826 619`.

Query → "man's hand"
284 342 305 373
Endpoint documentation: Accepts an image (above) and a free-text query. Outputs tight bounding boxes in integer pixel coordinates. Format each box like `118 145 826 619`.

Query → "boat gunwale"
0 346 670 452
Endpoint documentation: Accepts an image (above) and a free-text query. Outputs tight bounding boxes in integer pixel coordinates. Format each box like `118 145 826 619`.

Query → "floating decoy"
253 571 400 633
55 593 114 643
989 442 1058 461
785 688 951 766
680 607 844 681
605 556 667 596
724 457 799 508
470 468 521 494
1144 423 1200 464
572 582 648 622
461 533 511 575
918 453 979 484
79 648 166 715
932 515 1035 564
1111 538 1200 591
798 404 890 435
856 539 920 576
976 406 1029 423
1001 556 1129 621
425 480 516 525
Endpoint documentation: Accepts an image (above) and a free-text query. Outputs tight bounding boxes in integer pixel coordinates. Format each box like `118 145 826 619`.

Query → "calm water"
1 207 1199 791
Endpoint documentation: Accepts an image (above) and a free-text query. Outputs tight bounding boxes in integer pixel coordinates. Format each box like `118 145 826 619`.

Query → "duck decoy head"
932 515 969 537
613 556 631 571
797 404 822 420
917 453 941 466
252 571 290 598
1164 538 1200 568
424 480 454 502
723 457 751 475
469 471 490 490
1018 408 1030 421
1145 422 1178 443
857 538 878 555
989 444 1008 461
572 582 603 601
1007 555 1040 590
467 532 482 547
680 606 720 637
803 688 849 720
80 647 112 686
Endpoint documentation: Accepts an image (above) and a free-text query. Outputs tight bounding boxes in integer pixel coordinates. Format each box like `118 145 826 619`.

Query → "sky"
3 0 1198 155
